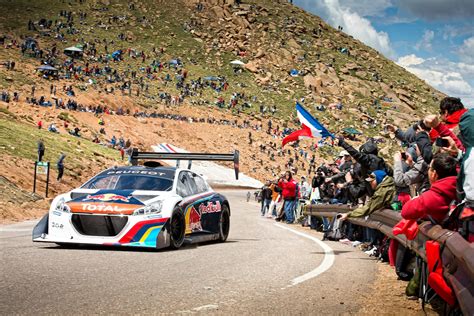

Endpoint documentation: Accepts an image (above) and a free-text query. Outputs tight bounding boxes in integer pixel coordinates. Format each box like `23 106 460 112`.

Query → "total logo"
81 204 122 212
85 194 130 203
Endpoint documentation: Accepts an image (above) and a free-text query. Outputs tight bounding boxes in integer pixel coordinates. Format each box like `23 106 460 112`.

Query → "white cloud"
415 30 434 51
321 0 396 58
397 54 425 67
458 37 474 63
338 0 393 17
397 54 474 107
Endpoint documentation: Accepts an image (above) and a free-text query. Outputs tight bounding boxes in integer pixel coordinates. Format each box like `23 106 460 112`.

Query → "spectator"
455 109 474 201
260 181 273 216
37 139 45 161
430 97 467 141
339 170 395 220
277 171 297 224
401 153 458 223
299 176 311 199
57 153 66 182
337 137 392 178
268 180 281 218
393 145 429 197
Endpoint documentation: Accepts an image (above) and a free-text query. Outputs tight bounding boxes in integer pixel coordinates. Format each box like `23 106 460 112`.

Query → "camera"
435 137 449 148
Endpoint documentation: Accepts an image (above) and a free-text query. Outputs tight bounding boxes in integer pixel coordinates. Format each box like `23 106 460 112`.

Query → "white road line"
274 223 335 287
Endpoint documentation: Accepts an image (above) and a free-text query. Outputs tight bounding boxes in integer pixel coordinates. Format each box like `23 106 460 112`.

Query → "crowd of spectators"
256 97 472 306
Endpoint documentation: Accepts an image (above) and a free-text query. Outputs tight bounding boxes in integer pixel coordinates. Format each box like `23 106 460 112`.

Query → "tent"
342 127 362 135
37 65 59 79
64 46 83 58
64 46 82 52
37 65 58 71
230 60 245 66
203 76 221 81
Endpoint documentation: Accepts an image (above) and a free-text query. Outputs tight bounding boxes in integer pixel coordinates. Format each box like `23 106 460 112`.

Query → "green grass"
0 117 120 171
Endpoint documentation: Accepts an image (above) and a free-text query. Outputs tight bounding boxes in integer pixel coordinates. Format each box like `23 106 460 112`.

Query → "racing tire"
218 204 230 242
169 208 185 249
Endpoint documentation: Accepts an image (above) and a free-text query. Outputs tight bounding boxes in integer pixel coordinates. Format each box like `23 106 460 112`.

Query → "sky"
292 0 474 107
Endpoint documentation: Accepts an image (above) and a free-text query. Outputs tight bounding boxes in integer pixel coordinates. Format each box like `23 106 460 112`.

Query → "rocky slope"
0 0 445 221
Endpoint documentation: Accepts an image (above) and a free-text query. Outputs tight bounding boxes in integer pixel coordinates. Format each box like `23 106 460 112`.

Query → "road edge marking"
274 223 335 287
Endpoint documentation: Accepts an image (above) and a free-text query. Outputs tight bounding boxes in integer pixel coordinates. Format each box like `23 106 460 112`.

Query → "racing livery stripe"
119 218 168 244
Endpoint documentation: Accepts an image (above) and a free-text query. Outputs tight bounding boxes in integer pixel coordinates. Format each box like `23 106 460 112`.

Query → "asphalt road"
0 190 376 315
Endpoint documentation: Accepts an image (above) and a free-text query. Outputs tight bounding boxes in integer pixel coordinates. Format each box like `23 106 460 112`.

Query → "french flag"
282 103 333 147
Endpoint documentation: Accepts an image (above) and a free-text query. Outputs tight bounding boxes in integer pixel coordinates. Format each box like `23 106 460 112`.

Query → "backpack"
442 201 474 243
323 216 343 241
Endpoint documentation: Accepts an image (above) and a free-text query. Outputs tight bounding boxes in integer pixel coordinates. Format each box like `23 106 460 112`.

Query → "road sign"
33 161 50 197
36 161 49 175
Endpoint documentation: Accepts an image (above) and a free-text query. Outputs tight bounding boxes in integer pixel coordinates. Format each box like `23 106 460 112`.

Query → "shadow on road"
310 250 353 255
38 239 240 253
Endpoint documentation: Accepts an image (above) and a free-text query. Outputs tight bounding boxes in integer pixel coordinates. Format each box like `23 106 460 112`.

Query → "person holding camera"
277 171 297 224
339 170 395 221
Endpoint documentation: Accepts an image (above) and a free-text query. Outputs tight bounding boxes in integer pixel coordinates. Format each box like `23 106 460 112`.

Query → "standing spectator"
37 120 43 129
246 191 251 202
37 139 45 161
260 181 273 216
57 153 66 182
278 171 297 224
299 176 311 199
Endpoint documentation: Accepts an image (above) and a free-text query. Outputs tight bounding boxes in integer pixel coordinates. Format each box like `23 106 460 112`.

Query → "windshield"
82 174 173 191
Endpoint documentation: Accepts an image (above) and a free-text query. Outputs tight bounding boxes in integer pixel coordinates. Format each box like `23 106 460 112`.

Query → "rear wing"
130 148 240 180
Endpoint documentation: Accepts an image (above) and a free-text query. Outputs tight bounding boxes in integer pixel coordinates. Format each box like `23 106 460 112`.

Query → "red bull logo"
85 193 130 203
199 201 221 214
189 206 202 232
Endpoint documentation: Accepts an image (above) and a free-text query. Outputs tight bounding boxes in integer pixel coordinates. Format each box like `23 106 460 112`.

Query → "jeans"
261 198 271 215
284 199 296 223
322 217 330 231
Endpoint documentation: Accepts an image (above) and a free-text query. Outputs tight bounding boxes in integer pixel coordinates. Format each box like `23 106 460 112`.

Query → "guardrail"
303 204 474 315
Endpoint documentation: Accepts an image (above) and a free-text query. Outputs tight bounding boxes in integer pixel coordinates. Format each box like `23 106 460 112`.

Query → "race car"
33 149 239 249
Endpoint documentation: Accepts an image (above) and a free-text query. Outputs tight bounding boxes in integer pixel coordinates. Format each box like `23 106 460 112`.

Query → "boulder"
245 61 259 73
303 75 322 92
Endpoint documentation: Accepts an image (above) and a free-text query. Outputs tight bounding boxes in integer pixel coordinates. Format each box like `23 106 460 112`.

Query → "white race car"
33 150 239 249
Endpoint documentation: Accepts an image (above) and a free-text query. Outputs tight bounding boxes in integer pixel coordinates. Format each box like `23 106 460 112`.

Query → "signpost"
33 161 50 197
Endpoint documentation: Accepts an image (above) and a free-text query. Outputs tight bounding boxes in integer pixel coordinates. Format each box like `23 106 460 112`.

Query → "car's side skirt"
185 233 220 244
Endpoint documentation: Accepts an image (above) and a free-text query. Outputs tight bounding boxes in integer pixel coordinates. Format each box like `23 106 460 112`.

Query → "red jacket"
429 108 468 141
401 176 457 223
278 179 297 200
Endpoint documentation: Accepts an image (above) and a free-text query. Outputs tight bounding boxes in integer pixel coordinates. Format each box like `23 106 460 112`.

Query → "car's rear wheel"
169 208 185 249
218 204 230 242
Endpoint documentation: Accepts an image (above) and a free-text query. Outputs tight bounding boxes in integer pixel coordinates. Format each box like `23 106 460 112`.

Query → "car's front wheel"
169 208 185 249
218 204 230 242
